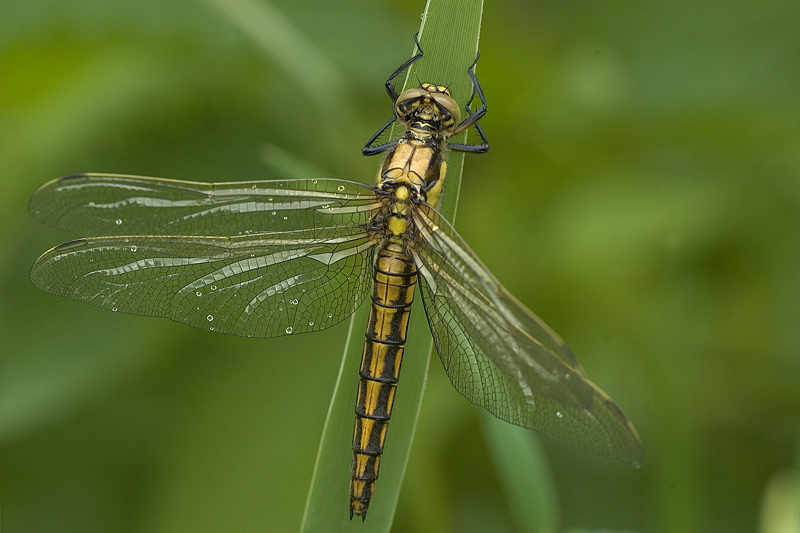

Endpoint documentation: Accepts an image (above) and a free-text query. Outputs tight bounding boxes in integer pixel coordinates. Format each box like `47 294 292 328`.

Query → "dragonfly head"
394 84 461 136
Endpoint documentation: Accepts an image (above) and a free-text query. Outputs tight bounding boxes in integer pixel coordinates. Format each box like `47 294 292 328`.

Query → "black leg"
363 117 399 156
363 34 425 156
448 52 490 153
383 33 424 102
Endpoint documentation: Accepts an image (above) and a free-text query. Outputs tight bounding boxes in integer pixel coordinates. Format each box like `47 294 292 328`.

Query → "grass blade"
481 412 561 532
301 0 484 530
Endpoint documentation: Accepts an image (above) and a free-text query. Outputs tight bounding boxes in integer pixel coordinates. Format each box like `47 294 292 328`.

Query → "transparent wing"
412 205 644 466
29 173 381 236
30 174 381 338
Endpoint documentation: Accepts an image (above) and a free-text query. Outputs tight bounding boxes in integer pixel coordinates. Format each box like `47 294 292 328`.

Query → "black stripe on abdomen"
350 241 417 519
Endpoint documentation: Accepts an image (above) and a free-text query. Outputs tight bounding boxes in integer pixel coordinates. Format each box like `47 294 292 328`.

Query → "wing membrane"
30 174 382 338
31 230 375 338
412 206 644 466
29 173 380 237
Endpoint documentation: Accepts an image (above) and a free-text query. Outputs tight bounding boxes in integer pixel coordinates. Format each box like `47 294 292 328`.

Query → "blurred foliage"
1 0 799 532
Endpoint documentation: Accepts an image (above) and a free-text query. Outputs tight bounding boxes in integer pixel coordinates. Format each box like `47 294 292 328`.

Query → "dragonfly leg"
448 52 490 153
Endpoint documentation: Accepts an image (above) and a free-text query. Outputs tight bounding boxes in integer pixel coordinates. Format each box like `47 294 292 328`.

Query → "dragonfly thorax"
377 136 447 207
366 181 421 241
381 180 422 204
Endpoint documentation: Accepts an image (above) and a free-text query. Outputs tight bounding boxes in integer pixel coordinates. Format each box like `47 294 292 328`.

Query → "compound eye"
430 92 461 128
396 88 428 106
394 88 428 120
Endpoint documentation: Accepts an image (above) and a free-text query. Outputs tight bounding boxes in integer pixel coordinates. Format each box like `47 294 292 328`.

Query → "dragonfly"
29 36 643 520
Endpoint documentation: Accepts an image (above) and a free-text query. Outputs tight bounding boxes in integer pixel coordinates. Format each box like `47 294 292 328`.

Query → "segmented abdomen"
350 239 417 519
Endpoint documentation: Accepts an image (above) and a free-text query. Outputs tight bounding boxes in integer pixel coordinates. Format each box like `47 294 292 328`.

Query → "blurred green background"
2 0 799 531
